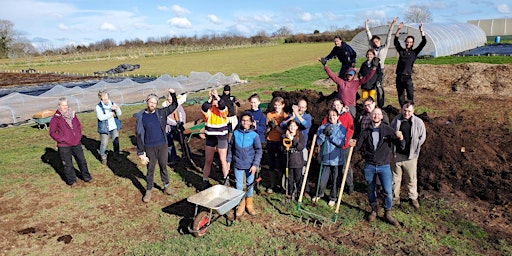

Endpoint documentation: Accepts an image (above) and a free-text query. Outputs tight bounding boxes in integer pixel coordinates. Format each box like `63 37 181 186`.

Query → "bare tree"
404 5 433 23
272 26 292 38
0 20 16 59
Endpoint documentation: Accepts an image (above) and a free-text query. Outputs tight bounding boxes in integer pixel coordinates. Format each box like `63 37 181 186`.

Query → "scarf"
61 109 75 129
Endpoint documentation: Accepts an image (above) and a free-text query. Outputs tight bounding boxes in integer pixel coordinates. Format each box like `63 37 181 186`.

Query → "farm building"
350 23 487 58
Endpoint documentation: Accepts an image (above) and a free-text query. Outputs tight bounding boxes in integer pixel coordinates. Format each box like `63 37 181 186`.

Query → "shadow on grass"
81 135 146 195
162 198 196 235
41 147 91 184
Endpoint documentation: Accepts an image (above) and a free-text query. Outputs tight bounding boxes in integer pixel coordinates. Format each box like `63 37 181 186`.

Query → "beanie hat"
223 85 231 91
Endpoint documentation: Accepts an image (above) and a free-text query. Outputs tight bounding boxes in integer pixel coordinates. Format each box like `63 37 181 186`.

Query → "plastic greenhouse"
350 23 487 59
0 72 244 125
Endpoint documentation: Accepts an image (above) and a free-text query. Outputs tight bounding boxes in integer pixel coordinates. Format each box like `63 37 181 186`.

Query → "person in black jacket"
394 22 427 107
318 35 357 79
358 49 382 105
350 108 405 226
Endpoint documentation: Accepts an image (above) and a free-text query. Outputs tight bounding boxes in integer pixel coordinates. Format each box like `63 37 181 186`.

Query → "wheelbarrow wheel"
192 211 210 237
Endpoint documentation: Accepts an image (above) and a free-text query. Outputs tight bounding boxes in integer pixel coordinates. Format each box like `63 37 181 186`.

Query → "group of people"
47 18 427 225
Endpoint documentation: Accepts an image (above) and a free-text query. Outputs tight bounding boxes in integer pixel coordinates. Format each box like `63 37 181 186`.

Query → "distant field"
0 43 332 78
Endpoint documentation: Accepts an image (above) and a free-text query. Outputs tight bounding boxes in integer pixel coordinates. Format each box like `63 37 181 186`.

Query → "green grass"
0 43 510 255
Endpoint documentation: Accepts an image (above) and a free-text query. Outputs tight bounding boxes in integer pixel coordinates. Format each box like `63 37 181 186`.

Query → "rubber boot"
368 203 378 222
245 197 256 215
385 210 400 226
236 197 246 217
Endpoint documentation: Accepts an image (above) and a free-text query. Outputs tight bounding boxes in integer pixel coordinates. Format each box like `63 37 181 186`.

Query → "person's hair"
371 35 381 41
405 35 415 42
402 100 415 109
58 97 68 105
366 49 376 56
240 111 254 123
248 93 260 101
363 96 375 103
328 108 339 116
330 98 344 107
98 90 109 99
286 119 301 138
271 96 285 106
146 93 159 103
334 35 343 41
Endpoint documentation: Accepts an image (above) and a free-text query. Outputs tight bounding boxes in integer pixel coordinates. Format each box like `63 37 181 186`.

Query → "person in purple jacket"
49 97 92 187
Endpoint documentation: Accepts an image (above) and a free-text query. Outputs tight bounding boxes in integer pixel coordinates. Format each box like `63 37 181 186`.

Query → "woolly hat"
223 85 231 91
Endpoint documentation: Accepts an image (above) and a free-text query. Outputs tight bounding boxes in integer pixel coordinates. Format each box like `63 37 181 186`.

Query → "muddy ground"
1 63 511 254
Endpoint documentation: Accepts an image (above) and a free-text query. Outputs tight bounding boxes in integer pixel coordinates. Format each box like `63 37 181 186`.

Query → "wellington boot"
236 197 246 217
385 210 400 227
368 204 378 222
245 197 256 215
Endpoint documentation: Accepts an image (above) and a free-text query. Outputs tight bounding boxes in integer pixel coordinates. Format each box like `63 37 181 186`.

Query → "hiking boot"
200 180 212 191
84 178 93 183
266 187 274 194
368 204 378 222
385 210 400 227
312 196 320 203
328 200 336 207
303 192 311 200
101 155 107 165
236 197 246 217
411 199 420 209
246 197 256 215
70 182 78 188
347 186 354 195
393 198 401 206
143 190 152 203
164 184 172 195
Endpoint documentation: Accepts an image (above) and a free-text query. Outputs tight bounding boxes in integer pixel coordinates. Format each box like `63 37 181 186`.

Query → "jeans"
58 144 91 185
145 143 169 190
234 168 255 197
99 129 119 157
363 163 393 210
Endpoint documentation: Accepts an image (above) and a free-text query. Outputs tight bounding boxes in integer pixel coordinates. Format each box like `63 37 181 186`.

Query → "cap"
347 70 356 76
223 85 231 91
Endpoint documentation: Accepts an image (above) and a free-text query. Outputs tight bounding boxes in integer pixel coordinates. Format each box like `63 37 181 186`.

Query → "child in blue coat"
314 109 346 206
227 112 262 216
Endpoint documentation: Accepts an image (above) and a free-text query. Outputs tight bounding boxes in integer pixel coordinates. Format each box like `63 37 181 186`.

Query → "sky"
1 0 511 50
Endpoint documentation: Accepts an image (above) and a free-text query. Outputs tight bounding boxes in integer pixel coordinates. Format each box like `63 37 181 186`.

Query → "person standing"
394 22 427 107
133 89 177 203
365 17 398 107
358 49 382 104
162 93 187 166
246 93 266 194
220 84 240 138
321 99 355 195
227 112 263 216
283 120 306 199
314 109 346 206
318 36 357 79
201 89 230 190
391 100 426 209
265 97 287 194
319 57 379 119
49 97 92 187
96 90 122 165
349 108 405 226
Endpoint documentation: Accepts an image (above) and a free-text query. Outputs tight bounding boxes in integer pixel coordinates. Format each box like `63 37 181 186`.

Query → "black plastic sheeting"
454 44 512 56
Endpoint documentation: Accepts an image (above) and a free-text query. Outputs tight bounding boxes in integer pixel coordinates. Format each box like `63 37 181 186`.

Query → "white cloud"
254 15 272 23
497 4 511 14
167 17 192 29
172 5 191 17
365 10 387 20
228 24 251 35
208 14 222 24
157 5 169 12
324 12 337 21
58 24 70 31
299 12 313 22
100 22 118 32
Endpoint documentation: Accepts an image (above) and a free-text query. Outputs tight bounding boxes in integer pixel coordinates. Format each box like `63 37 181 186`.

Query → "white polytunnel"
350 23 487 58
0 72 245 125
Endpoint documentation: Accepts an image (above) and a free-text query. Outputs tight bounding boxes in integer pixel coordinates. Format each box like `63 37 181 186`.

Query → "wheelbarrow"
187 178 261 237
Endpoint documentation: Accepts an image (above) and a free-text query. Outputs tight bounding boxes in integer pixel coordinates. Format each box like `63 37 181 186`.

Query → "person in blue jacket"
227 112 263 217
313 109 346 207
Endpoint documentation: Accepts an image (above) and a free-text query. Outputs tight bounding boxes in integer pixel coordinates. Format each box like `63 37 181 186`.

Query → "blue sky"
1 0 510 50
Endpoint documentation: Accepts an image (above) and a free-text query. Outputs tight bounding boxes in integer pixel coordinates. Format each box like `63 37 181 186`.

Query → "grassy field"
1 43 512 255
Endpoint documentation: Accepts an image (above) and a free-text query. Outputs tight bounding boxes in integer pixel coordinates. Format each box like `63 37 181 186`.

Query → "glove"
323 125 333 136
371 57 381 68
269 119 277 129
319 57 327 66
139 153 149 165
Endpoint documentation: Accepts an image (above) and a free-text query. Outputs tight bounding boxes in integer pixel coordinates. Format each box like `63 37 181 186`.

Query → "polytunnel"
350 23 487 58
